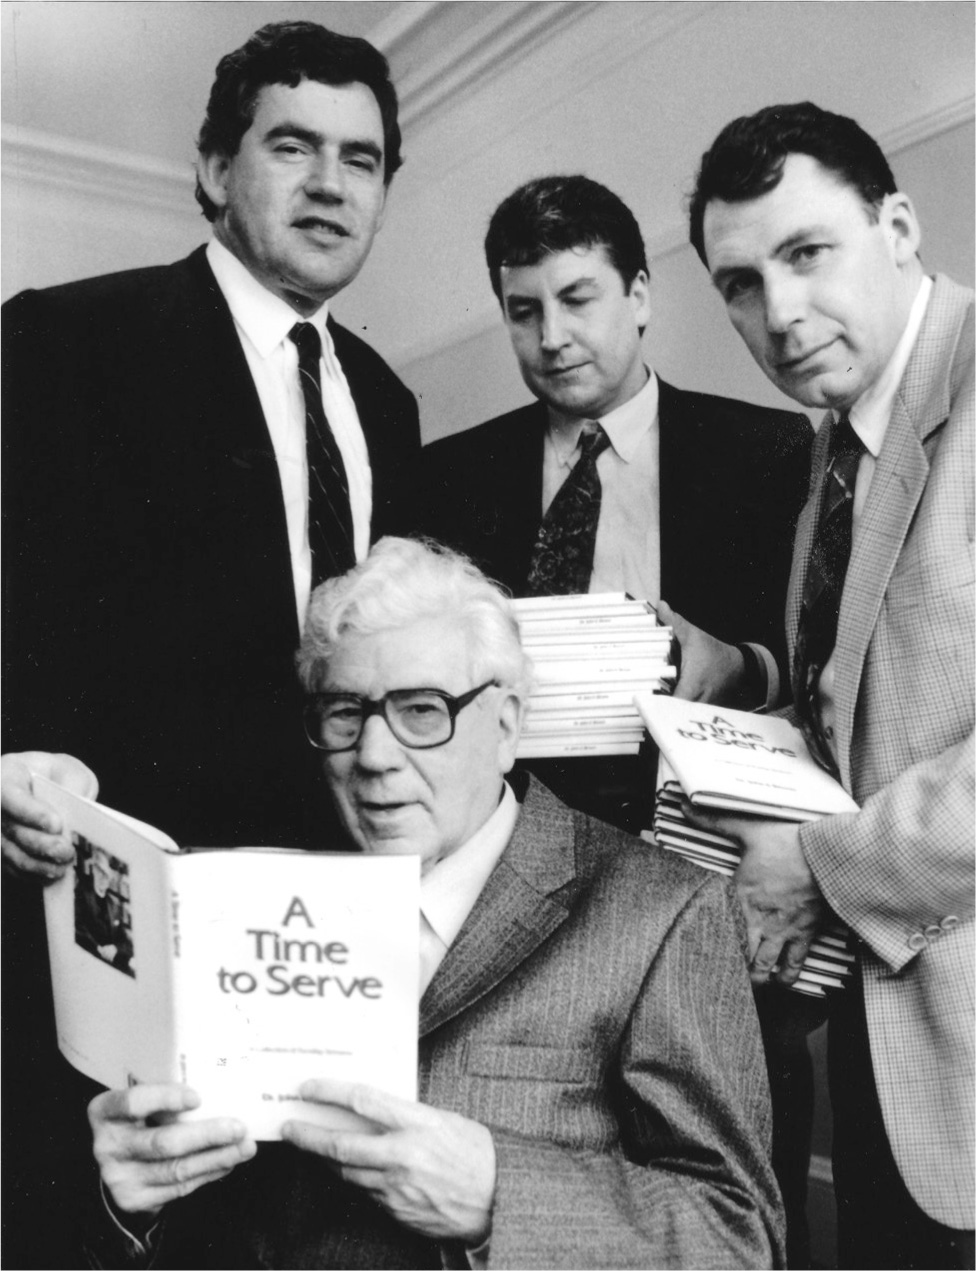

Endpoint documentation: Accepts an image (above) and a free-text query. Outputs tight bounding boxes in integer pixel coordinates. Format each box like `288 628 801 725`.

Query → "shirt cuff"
440 1233 491 1269
87 1179 162 1268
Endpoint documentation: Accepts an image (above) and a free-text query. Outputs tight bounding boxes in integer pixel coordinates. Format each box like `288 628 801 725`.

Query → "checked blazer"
87 779 786 1270
794 274 975 1227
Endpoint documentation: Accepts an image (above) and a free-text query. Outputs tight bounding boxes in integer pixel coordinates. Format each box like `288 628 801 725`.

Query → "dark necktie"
793 414 864 772
526 423 611 596
289 323 355 586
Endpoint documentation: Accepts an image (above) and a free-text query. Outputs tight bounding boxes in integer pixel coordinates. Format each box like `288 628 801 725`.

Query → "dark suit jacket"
87 779 785 1270
420 384 811 828
2 245 420 847
1 247 420 1268
421 382 811 677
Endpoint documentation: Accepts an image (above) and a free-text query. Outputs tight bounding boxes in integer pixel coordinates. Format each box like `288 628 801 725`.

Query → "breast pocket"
460 1043 613 1148
464 1043 602 1083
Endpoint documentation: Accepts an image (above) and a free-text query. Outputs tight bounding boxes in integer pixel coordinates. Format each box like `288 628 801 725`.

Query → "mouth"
544 363 587 379
357 798 412 820
293 216 350 239
776 339 838 374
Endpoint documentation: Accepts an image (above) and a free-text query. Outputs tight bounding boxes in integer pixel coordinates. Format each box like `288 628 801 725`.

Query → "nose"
305 149 344 201
763 272 805 335
354 711 404 773
539 304 571 354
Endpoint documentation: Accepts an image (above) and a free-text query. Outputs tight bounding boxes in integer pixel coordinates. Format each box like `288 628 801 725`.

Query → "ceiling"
1 2 405 166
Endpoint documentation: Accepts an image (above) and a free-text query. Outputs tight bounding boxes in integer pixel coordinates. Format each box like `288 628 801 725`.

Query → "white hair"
296 537 533 699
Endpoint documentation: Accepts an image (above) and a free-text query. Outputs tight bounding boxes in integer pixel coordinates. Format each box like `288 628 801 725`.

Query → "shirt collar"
547 367 658 465
206 237 330 359
421 781 519 950
847 274 932 458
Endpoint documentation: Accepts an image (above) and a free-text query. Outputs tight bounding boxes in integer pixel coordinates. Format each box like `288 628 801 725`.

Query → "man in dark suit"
422 176 811 817
84 536 785 1270
1 22 418 1265
690 102 974 1268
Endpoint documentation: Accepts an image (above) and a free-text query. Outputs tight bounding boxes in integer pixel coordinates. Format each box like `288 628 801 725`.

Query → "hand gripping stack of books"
513 594 675 760
634 694 858 998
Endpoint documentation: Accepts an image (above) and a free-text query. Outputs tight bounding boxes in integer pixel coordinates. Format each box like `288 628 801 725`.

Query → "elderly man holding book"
39 537 783 1269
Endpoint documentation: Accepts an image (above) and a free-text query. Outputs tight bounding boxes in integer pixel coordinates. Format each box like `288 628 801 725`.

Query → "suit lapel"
657 379 692 605
420 780 578 1036
830 276 966 779
176 248 301 640
832 405 928 779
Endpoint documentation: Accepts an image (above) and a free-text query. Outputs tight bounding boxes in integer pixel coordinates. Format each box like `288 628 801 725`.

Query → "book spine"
512 593 634 612
533 658 672 684
522 714 643 736
527 688 654 711
523 641 671 660
520 626 668 646
516 738 642 758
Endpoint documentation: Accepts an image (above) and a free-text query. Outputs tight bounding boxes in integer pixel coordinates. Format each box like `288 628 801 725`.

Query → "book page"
170 850 419 1139
37 776 181 1089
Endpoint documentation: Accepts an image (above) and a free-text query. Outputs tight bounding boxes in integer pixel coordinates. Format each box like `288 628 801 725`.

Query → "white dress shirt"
206 239 373 628
543 368 661 601
817 274 933 758
419 782 519 994
542 368 778 705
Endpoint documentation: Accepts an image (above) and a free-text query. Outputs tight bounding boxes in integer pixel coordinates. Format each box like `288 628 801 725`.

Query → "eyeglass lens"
317 690 453 749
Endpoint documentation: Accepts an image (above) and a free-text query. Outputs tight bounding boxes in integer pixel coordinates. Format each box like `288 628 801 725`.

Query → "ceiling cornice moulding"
2 124 196 218
374 1 601 133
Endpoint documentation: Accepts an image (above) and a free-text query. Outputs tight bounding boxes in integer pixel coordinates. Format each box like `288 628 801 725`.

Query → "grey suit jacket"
795 274 975 1226
89 779 785 1269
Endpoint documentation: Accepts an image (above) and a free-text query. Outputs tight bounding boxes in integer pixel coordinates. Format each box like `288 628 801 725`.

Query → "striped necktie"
526 422 611 596
289 323 355 586
794 414 864 772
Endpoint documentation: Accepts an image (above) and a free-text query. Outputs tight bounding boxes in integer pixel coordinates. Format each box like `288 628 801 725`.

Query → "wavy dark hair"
195 20 402 220
484 175 648 300
688 102 896 265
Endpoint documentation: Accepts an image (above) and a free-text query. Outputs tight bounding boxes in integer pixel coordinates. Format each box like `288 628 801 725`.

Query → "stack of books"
634 693 858 997
513 594 674 760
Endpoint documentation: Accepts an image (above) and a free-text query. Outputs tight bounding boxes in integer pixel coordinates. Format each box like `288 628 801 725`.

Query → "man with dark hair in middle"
422 175 812 825
420 174 820 1263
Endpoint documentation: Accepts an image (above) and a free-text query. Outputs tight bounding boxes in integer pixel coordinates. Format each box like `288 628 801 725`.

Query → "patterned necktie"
289 323 355 586
794 414 864 772
526 423 611 596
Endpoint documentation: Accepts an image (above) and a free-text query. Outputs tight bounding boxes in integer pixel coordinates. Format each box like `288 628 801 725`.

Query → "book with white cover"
647 760 854 997
36 775 419 1140
513 594 673 759
634 695 859 821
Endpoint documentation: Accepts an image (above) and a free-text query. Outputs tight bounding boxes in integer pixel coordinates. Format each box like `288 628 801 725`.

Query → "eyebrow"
710 226 833 287
264 123 383 166
504 276 600 305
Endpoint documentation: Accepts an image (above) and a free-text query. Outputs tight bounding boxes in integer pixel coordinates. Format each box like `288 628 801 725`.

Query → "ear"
496 690 526 776
881 192 921 266
629 269 652 329
196 151 233 216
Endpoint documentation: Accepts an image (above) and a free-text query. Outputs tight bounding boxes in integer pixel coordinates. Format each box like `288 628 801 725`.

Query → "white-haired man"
82 537 784 1269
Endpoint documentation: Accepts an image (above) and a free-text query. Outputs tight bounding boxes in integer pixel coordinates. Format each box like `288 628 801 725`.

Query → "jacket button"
907 932 927 951
924 924 942 940
941 915 960 932
824 724 835 740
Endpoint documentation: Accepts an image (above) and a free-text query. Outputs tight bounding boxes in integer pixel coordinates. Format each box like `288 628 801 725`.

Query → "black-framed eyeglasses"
303 680 499 752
